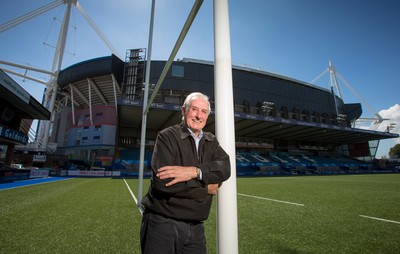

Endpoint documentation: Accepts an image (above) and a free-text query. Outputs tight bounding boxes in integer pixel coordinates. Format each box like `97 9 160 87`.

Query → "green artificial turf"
1 174 399 253
235 174 400 253
1 178 141 253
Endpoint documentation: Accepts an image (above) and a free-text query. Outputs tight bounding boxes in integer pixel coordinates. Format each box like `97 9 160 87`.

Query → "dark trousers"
140 211 206 254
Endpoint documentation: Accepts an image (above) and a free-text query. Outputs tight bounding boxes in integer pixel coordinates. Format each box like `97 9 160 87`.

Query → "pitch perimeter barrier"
0 168 49 183
67 170 121 177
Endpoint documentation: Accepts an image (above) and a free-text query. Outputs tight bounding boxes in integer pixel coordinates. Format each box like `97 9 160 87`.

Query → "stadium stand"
6 49 398 177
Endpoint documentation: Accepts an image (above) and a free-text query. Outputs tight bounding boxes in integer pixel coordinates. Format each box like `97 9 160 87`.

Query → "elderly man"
140 92 231 254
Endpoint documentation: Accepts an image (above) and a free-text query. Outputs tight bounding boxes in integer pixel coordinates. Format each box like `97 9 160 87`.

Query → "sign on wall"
0 125 28 145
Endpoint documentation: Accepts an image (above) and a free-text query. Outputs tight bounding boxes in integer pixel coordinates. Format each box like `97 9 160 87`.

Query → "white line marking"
238 193 305 206
359 215 400 224
123 178 143 215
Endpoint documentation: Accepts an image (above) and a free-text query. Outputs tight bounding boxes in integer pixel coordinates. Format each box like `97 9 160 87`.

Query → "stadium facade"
46 49 397 175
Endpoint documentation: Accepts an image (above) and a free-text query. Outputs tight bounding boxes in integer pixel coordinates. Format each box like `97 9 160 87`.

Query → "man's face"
182 97 209 136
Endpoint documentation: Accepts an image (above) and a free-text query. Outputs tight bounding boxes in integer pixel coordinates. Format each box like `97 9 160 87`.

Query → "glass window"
172 65 184 77
77 115 84 126
76 128 82 139
164 96 181 105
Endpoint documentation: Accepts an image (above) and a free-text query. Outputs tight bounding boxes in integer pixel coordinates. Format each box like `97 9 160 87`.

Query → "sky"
0 0 399 158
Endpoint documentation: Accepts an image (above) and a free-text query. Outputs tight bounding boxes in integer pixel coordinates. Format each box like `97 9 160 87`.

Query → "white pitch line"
123 178 143 215
359 215 400 224
238 193 305 206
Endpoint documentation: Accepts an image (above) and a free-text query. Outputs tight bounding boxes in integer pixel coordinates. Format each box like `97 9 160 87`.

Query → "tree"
388 144 400 157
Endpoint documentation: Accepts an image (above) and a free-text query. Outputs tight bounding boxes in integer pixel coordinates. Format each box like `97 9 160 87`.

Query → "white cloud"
376 104 400 142
354 104 400 158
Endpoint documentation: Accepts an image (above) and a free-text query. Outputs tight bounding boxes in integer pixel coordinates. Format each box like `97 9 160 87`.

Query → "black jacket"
141 123 231 221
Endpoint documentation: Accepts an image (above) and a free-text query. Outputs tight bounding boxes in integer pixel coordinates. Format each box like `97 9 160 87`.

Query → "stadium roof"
119 101 398 145
0 69 50 120
58 55 124 89
180 58 332 93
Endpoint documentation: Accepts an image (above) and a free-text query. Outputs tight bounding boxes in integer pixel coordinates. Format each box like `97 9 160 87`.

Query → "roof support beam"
0 60 54 76
111 74 121 94
70 84 76 125
62 92 80 107
0 0 64 32
0 67 47 85
111 74 120 116
88 78 93 125
87 78 108 105
70 84 89 106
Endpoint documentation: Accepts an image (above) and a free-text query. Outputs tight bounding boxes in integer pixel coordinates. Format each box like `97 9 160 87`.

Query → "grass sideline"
1 174 399 253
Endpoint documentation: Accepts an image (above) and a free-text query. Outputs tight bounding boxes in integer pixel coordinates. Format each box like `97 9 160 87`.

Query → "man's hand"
207 183 219 195
156 166 197 186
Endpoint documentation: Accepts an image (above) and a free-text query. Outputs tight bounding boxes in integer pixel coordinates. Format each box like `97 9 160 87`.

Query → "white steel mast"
40 1 74 149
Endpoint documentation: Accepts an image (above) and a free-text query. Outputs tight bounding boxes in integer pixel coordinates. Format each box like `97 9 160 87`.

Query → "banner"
30 169 49 178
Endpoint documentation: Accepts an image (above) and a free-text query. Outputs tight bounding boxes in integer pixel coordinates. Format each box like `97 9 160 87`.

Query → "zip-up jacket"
141 123 231 222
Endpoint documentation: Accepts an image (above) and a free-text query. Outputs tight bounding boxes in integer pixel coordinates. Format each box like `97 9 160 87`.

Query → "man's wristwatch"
195 167 201 179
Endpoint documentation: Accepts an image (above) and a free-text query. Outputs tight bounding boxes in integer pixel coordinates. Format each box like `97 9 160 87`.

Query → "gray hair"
182 92 211 120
